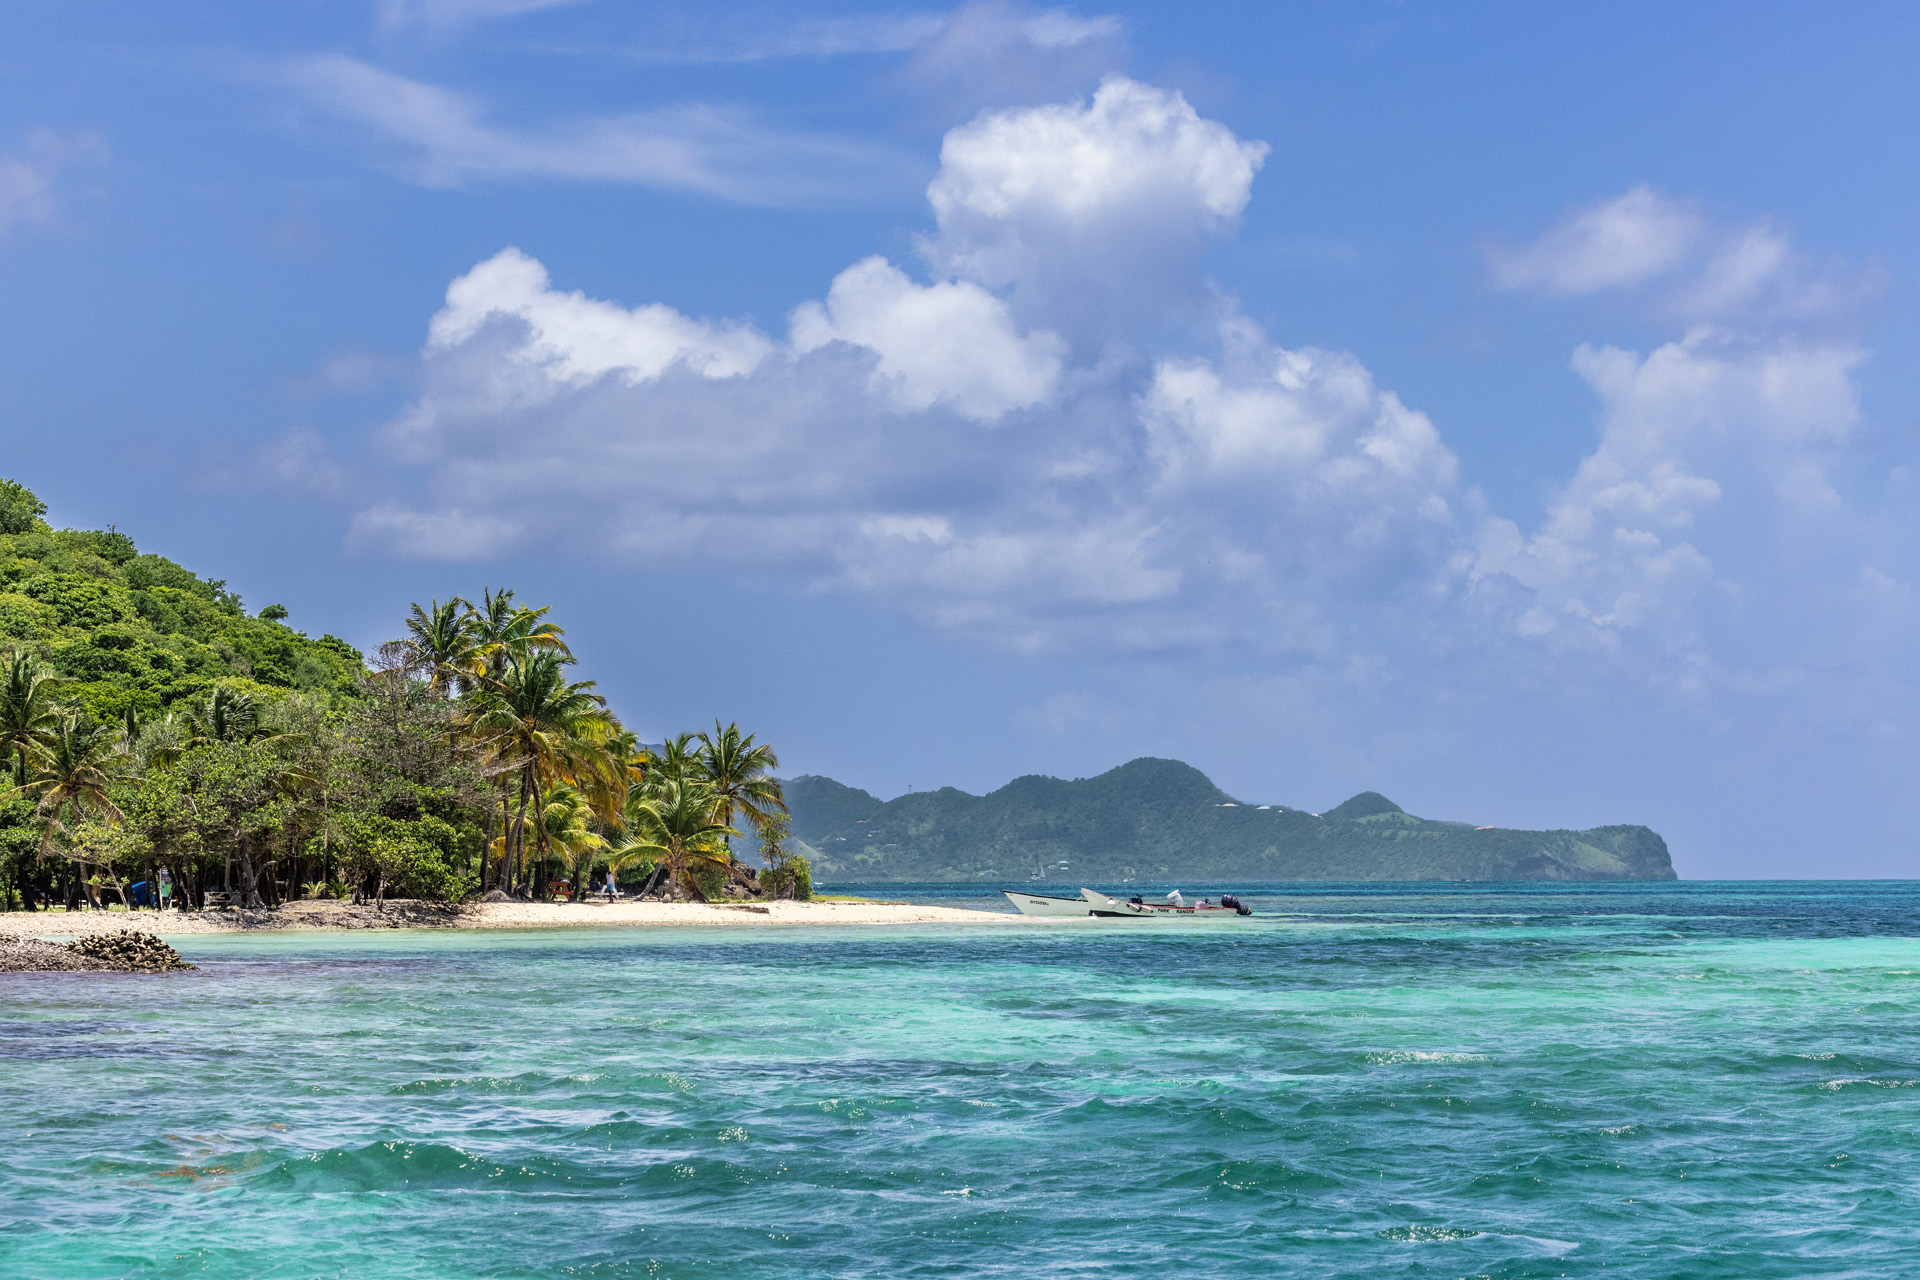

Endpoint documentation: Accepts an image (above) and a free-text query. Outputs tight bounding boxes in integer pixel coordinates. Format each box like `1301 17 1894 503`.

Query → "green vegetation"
788 757 1677 883
0 502 362 725
0 479 807 911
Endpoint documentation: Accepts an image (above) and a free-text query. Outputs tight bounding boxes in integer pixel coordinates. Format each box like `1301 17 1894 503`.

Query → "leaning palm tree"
464 650 615 895
598 838 658 897
404 597 479 697
0 649 63 785
624 776 737 902
696 721 786 848
7 713 131 905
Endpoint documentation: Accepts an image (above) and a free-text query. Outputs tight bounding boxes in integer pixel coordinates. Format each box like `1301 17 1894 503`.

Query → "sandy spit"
0 898 1028 937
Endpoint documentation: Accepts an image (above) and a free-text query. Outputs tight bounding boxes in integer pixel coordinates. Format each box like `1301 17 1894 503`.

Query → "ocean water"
6 881 1920 1278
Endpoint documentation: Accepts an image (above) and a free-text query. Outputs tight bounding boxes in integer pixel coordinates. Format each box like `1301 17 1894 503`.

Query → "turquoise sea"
6 881 1920 1278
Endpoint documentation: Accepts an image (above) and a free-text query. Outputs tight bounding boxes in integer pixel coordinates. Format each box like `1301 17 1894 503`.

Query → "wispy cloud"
377 0 591 32
1487 186 1703 295
903 2 1126 111
1487 185 1875 327
0 130 106 239
609 12 948 64
281 55 921 205
600 3 1119 66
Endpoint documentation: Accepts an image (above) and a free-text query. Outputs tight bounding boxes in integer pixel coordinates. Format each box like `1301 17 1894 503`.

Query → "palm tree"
464 590 573 881
404 597 478 697
150 686 300 767
535 783 607 900
696 721 786 851
464 650 615 895
557 728 651 873
0 650 63 785
599 838 658 897
7 713 131 906
466 588 570 684
624 776 737 902
649 732 703 785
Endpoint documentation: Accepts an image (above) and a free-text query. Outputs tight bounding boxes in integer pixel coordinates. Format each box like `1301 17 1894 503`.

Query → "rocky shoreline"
1 930 196 973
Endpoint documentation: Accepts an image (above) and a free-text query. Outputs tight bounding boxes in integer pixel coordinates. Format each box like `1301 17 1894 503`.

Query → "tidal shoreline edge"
0 899 1031 936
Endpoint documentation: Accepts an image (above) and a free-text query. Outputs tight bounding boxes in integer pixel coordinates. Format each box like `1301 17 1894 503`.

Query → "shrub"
759 853 813 901
692 861 728 901
343 814 473 902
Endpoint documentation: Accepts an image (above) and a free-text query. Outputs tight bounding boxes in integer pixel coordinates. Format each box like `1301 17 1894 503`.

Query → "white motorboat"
1001 889 1094 917
1081 889 1252 918
1001 888 1254 918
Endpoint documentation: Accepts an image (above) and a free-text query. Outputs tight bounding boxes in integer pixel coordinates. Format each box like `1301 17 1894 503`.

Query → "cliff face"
787 758 1677 883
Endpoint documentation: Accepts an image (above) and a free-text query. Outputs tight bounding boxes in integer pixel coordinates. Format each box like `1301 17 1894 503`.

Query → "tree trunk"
235 844 267 910
493 781 512 891
528 780 554 901
510 769 535 897
75 860 103 910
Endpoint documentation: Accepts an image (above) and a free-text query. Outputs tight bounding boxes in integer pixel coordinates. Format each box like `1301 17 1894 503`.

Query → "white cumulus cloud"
929 76 1260 231
319 92 1897 713
430 247 773 386
1473 327 1862 645
925 76 1268 339
790 256 1066 420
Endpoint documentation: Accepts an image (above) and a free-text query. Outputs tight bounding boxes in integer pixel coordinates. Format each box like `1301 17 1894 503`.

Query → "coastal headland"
0 899 1020 937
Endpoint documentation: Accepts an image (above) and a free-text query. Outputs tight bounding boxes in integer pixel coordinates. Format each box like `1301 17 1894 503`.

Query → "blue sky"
4 1 1919 876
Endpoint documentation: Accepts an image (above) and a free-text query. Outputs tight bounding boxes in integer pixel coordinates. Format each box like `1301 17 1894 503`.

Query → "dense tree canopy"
0 478 808 912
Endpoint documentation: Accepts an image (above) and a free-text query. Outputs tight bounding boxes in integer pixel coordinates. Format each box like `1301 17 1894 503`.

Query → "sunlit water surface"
6 881 1920 1278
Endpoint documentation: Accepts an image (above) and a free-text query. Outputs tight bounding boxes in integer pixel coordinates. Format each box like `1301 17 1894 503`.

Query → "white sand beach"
0 898 1024 937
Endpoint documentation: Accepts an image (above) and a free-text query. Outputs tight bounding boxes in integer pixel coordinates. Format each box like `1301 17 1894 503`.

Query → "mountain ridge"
785 757 1677 883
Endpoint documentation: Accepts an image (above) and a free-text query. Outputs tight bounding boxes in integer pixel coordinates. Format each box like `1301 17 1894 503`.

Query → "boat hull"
1001 890 1094 917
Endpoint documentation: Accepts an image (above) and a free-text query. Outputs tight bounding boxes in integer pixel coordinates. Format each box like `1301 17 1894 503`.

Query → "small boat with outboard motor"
1001 888 1253 918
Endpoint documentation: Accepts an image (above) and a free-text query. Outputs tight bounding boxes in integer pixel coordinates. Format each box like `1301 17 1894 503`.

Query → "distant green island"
788 758 1677 883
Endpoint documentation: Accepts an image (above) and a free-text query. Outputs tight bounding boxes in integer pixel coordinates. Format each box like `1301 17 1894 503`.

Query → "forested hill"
0 480 363 720
786 758 1678 883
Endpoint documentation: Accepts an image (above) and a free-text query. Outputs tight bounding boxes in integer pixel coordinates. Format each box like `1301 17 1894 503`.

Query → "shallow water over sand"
5 882 1920 1278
